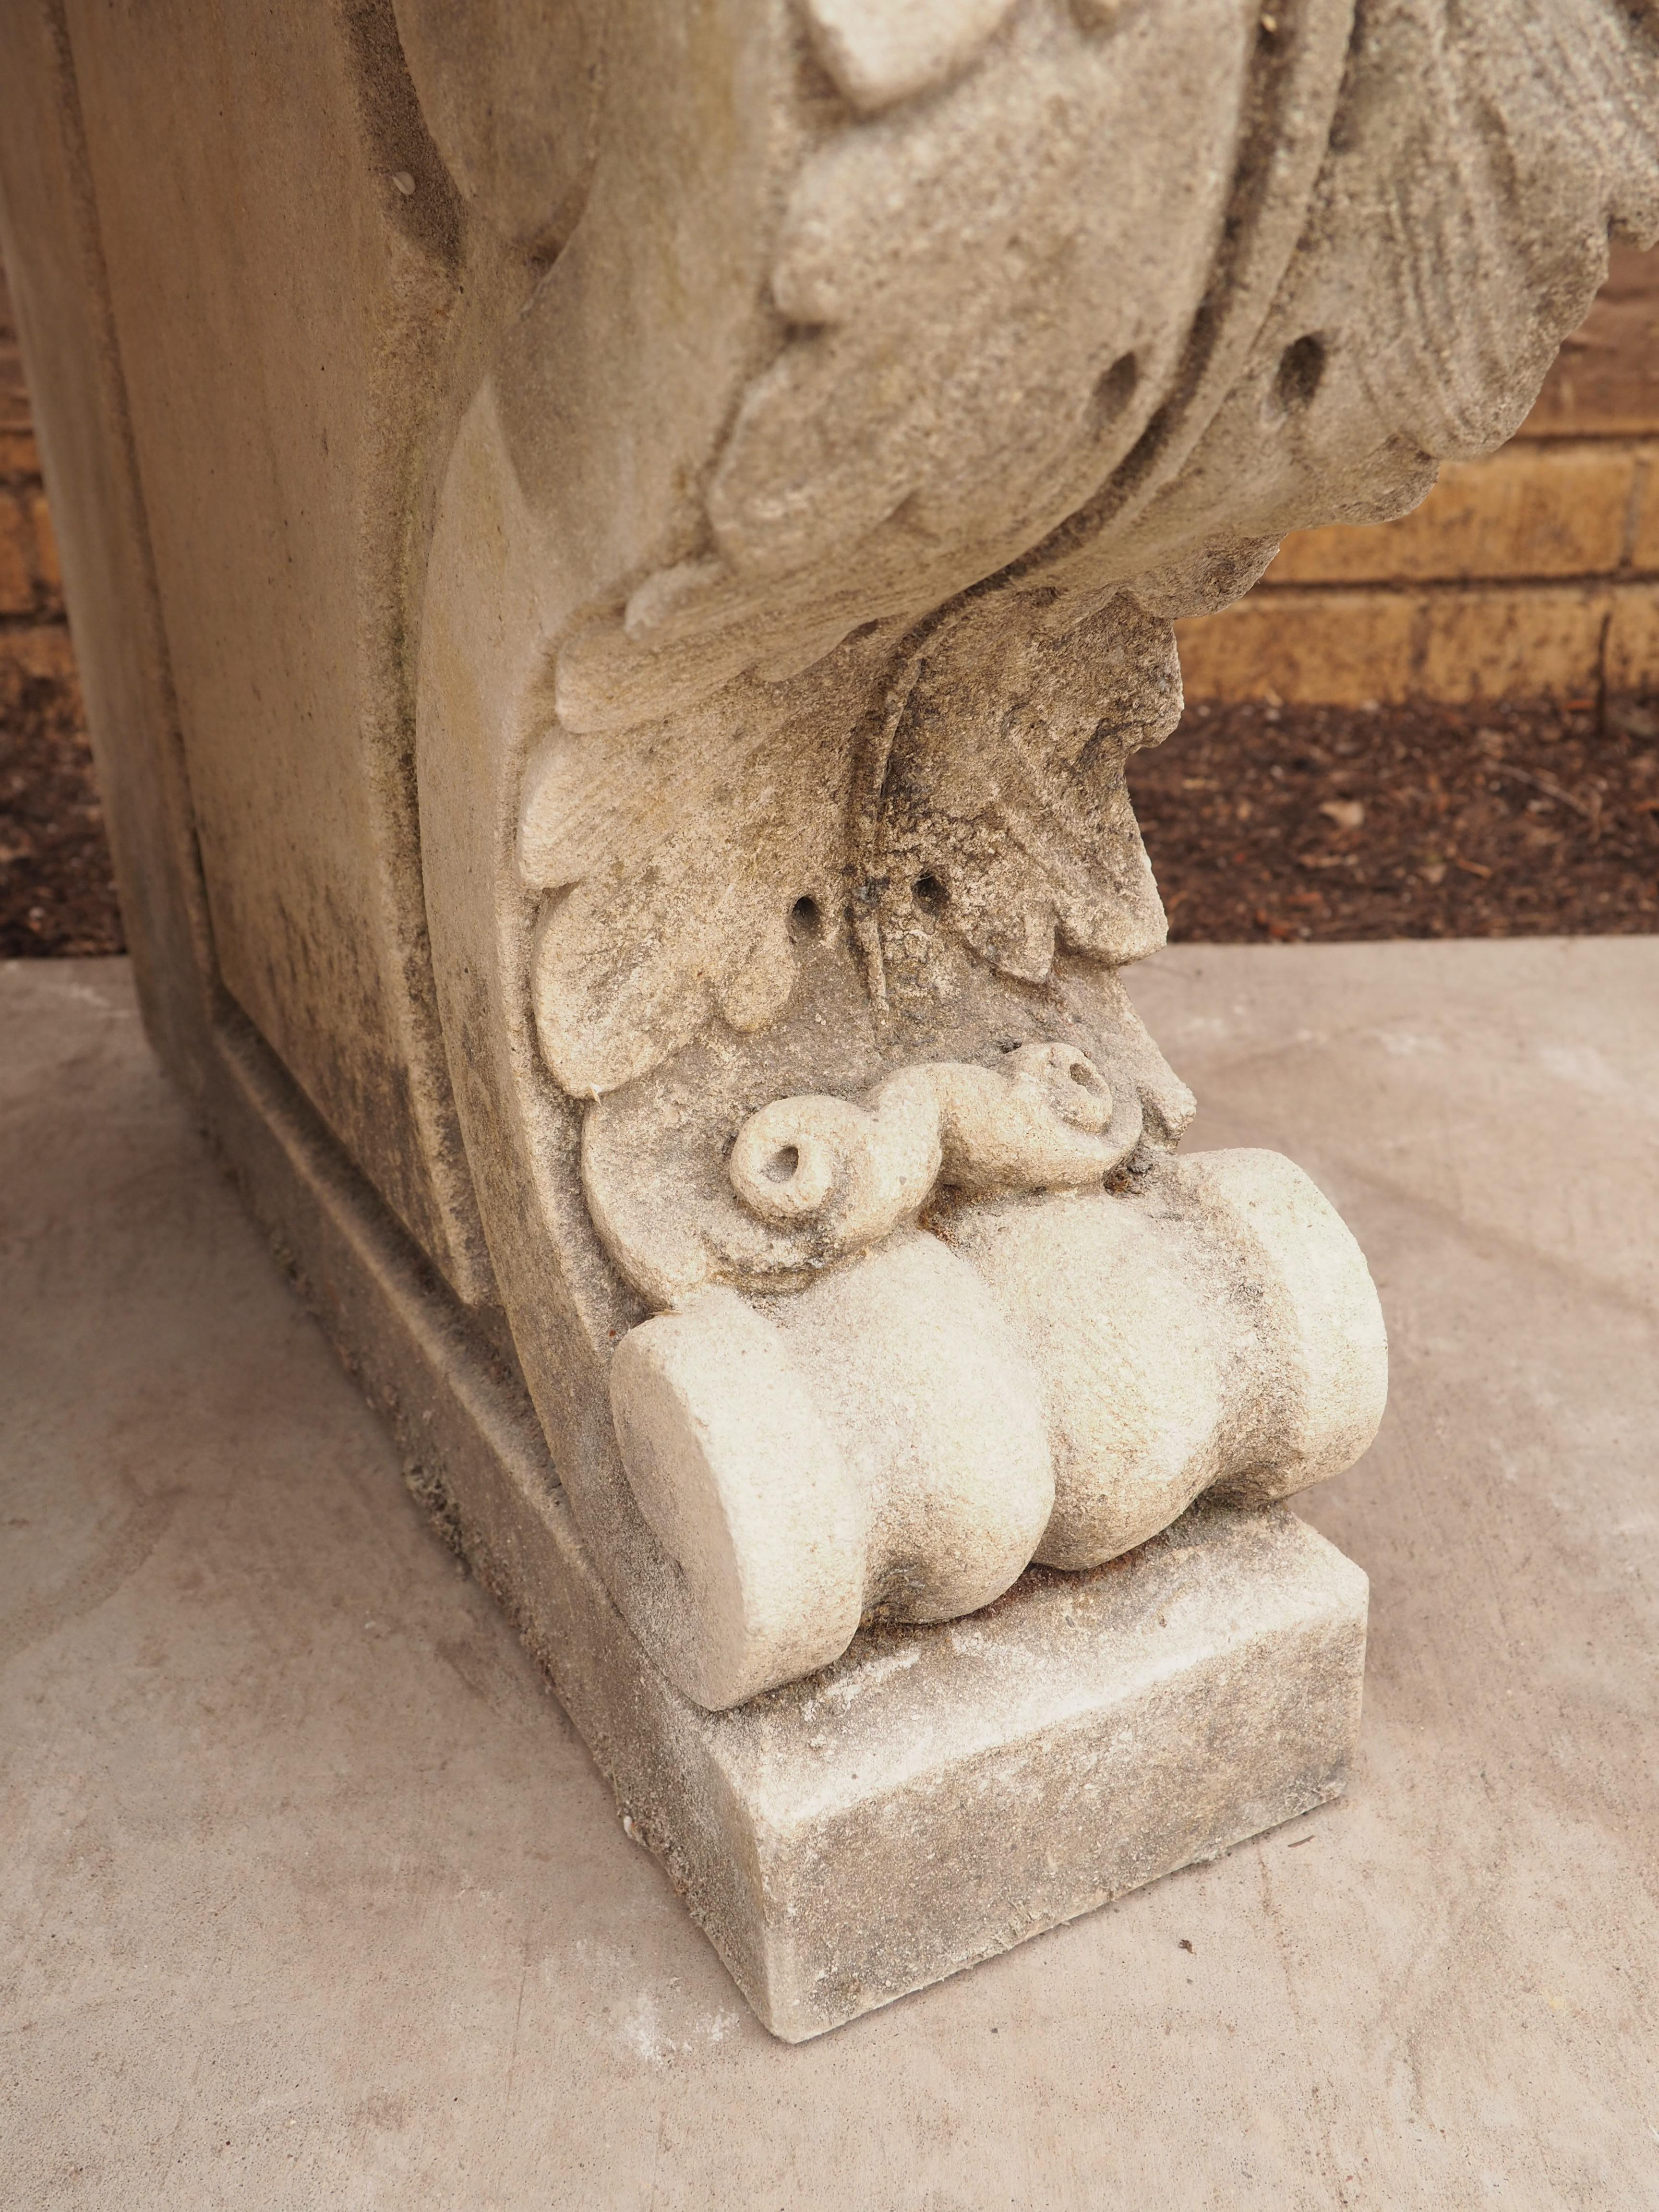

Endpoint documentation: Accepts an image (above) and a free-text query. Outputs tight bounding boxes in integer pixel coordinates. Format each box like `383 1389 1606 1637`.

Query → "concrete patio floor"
3 940 1657 2211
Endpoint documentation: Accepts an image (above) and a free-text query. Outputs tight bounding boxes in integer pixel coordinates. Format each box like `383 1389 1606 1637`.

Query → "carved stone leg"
4 0 1653 2038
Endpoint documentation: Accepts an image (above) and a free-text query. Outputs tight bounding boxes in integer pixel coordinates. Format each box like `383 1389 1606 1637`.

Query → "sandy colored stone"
0 945 1361 2040
600 1123 1383 1708
1175 240 1659 707
4 0 1657 2047
709 1500 1367 2038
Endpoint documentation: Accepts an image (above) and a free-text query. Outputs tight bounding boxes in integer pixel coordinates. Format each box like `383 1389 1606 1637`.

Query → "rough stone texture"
0 0 498 1299
717 1501 1367 2039
5 940 1658 2202
4 0 1657 2042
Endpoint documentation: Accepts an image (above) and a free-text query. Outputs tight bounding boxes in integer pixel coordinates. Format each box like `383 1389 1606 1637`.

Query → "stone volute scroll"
390 0 1659 2021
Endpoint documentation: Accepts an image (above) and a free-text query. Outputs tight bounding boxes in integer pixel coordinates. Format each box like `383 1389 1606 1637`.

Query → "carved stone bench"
3 0 1652 2037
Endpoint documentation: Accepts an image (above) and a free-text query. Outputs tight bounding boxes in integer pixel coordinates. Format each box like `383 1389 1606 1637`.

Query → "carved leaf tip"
803 0 1022 114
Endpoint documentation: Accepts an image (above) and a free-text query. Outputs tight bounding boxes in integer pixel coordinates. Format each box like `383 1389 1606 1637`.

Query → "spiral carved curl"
727 1043 1143 1257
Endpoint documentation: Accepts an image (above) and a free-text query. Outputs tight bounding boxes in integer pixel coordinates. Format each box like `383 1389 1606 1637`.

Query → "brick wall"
1178 244 1659 704
2 245 1654 714
0 261 75 698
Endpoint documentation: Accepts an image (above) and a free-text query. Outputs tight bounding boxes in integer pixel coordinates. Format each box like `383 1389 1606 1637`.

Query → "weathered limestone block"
3 0 1655 2037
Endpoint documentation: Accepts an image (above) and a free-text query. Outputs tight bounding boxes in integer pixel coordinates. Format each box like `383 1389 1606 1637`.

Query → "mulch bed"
0 662 126 957
3 661 1658 958
1130 691 1659 943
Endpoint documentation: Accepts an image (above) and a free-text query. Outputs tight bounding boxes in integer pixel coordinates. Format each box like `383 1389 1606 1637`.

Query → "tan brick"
1176 589 1419 704
1177 582 1629 706
1519 243 1659 439
1627 450 1659 575
0 621 77 686
1411 584 1611 700
1606 584 1659 693
0 485 34 612
26 487 61 599
1265 442 1644 586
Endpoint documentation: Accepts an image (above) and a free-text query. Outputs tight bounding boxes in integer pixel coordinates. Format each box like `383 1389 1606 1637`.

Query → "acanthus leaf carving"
521 583 1196 1104
407 0 1659 1724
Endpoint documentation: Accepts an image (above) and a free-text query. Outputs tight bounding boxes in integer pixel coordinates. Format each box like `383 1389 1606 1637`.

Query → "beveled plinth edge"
205 1012 1368 2042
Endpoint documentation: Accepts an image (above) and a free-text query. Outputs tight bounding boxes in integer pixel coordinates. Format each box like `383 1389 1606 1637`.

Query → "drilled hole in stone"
1090 350 1139 433
913 873 949 916
1274 333 1327 414
1070 1060 1104 1089
765 1145 800 1184
789 895 823 941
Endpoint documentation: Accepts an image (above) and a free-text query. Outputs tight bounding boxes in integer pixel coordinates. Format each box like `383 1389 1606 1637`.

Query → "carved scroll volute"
407 0 1659 1691
410 0 810 1476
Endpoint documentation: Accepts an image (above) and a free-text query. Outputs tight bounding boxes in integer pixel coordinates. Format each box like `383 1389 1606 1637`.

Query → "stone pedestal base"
212 1012 1367 2040
702 1505 1367 2037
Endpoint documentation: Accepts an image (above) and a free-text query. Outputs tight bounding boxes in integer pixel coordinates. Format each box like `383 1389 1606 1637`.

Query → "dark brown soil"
0 661 126 957
3 661 1658 958
1130 691 1659 943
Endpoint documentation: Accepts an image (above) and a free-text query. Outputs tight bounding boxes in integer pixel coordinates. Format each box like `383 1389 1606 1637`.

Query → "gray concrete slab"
3 941 1657 2211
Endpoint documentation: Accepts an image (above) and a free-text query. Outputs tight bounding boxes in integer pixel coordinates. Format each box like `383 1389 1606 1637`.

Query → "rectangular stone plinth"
658 1504 1368 2038
211 1014 1368 2042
